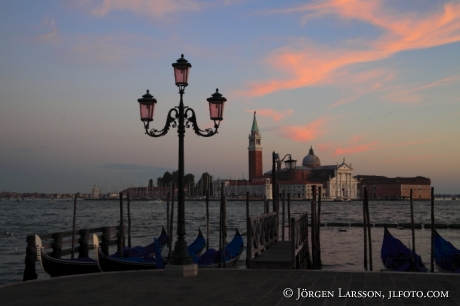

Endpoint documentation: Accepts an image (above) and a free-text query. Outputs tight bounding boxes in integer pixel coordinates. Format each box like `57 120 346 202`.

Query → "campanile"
248 112 263 181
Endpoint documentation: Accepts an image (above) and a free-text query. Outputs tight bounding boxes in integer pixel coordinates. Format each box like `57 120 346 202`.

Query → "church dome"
302 146 321 168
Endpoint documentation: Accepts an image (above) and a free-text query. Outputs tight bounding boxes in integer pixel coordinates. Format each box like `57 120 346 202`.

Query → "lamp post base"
165 263 198 277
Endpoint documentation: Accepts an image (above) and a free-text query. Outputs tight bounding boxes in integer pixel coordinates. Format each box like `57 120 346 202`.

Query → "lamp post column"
172 89 192 265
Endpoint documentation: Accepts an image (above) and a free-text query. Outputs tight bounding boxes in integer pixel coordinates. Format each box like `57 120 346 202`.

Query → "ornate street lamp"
271 152 296 212
137 54 227 272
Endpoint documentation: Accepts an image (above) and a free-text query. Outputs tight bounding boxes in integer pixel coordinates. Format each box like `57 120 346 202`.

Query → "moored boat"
433 229 460 273
94 228 206 272
381 227 428 272
194 228 244 268
94 234 164 272
35 235 99 277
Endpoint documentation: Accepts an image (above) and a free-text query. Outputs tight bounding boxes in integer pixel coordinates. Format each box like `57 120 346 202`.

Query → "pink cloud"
334 141 380 155
275 117 328 142
383 153 452 164
91 0 203 17
36 17 58 43
384 75 460 104
243 0 460 97
333 138 440 156
244 109 293 122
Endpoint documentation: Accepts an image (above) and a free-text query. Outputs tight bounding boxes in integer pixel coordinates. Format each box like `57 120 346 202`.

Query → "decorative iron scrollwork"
144 108 179 137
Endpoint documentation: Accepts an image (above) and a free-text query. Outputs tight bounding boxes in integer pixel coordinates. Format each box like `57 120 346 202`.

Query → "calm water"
1 198 459 285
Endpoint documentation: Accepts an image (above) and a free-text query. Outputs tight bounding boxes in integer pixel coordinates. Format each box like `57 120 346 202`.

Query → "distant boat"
152 199 164 203
338 228 347 232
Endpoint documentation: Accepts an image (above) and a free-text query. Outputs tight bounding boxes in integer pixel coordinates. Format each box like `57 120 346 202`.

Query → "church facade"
263 147 358 200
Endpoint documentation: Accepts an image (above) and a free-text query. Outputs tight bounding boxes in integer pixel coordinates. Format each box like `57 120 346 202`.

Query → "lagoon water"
1 198 459 285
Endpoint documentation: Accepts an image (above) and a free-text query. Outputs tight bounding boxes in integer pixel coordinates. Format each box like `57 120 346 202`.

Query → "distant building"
244 113 358 200
248 112 263 181
263 147 358 200
212 178 272 199
91 184 100 198
355 175 431 200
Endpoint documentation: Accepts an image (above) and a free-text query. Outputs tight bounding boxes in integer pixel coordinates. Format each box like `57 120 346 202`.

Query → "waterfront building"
212 178 272 199
91 184 100 198
355 175 431 200
264 147 358 200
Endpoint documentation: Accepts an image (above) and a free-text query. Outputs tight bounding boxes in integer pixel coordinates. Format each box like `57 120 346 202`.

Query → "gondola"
35 226 168 277
94 228 206 272
184 228 206 262
433 229 460 273
94 234 164 272
381 226 428 272
111 225 168 258
194 228 244 268
36 234 100 277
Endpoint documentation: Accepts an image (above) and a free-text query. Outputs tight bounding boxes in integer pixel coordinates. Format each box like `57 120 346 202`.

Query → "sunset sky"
1 0 459 194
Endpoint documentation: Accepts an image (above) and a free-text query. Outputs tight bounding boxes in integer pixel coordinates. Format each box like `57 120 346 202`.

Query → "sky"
1 0 460 194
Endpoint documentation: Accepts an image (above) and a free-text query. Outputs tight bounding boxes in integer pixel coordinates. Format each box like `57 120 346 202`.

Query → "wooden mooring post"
287 193 291 240
431 187 435 272
317 187 322 268
245 191 250 267
410 189 415 253
78 228 89 258
166 191 170 246
127 192 132 248
206 189 210 251
71 194 77 259
219 182 224 268
282 190 285 241
118 192 124 257
311 186 317 268
169 184 175 259
363 187 368 271
23 235 37 281
365 188 373 271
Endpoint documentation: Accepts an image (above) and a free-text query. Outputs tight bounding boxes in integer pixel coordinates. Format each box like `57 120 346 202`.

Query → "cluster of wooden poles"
361 186 438 272
68 183 231 266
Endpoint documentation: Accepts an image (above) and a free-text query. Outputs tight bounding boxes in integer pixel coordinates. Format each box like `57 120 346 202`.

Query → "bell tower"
248 112 263 181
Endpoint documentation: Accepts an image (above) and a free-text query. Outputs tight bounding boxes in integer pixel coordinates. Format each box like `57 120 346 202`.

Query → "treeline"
150 170 215 197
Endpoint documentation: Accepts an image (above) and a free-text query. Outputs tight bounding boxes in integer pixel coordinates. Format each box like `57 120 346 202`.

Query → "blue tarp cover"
434 231 460 273
381 228 427 272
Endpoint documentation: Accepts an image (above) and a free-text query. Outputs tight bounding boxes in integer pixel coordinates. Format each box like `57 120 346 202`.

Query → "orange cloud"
91 0 203 17
275 117 328 142
244 0 460 97
244 109 293 122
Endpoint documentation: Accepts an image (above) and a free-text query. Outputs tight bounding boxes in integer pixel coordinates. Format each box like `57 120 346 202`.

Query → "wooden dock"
246 212 311 269
249 241 292 269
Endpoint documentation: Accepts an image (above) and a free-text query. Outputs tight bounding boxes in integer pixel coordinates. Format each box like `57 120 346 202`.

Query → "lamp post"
271 152 296 211
137 54 227 269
